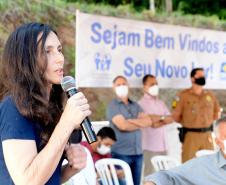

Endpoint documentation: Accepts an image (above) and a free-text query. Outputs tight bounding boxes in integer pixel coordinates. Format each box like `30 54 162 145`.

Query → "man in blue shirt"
106 75 154 185
144 117 226 185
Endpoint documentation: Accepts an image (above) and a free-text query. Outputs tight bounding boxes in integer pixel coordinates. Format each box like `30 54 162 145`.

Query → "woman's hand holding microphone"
59 92 92 132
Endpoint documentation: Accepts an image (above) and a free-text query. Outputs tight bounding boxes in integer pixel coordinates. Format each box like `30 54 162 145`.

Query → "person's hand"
144 181 156 185
152 115 174 128
149 115 161 124
60 92 91 130
163 115 174 124
116 169 125 179
152 122 162 128
65 144 87 172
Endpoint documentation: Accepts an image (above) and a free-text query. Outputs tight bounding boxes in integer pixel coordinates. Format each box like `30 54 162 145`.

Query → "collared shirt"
106 98 143 155
138 94 170 152
173 88 220 128
145 151 226 185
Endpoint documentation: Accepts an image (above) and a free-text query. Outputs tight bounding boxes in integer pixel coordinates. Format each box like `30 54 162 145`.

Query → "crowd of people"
104 69 220 185
0 22 224 185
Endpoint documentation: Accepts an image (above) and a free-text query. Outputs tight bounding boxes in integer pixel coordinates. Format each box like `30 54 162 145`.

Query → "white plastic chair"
195 149 216 157
151 155 181 172
95 158 134 185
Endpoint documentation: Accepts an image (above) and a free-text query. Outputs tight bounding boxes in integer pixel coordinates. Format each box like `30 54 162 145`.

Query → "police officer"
172 68 220 162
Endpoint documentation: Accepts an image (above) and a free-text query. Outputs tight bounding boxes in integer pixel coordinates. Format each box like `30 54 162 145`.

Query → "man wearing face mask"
138 74 174 176
81 127 116 164
144 116 226 185
81 127 126 185
106 75 153 185
172 68 220 162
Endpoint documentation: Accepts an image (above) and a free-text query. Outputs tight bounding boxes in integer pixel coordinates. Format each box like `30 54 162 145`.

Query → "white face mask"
148 85 159 96
97 144 111 155
115 85 128 98
223 140 226 154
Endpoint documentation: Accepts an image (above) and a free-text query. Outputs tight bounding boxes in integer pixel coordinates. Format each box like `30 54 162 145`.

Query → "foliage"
67 0 226 20
0 0 75 75
73 1 226 32
173 0 226 19
64 46 76 76
65 0 149 11
1 0 226 119
93 100 107 121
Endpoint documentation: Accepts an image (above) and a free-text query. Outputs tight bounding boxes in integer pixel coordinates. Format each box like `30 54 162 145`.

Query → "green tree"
173 0 226 19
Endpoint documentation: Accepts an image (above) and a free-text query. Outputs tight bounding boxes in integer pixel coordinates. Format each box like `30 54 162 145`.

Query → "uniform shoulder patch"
206 95 212 102
172 95 180 109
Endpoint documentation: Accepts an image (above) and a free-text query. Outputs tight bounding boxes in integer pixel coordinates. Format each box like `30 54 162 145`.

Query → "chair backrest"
195 149 216 157
151 155 181 172
95 158 134 185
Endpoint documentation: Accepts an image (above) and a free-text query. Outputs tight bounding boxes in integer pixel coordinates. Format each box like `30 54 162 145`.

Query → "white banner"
76 11 226 89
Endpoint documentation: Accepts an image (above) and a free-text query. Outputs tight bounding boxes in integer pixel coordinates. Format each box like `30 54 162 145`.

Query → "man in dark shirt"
106 75 153 185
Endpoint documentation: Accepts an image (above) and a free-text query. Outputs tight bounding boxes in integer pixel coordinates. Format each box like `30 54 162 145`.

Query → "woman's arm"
3 92 91 185
3 125 70 185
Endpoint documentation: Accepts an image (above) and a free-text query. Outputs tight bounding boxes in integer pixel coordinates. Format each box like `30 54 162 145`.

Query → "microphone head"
61 76 76 92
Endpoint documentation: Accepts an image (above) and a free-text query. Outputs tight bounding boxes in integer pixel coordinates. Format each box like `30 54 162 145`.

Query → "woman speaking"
0 23 90 185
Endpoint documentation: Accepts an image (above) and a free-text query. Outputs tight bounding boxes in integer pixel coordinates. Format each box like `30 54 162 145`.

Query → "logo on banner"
220 62 226 80
94 52 111 72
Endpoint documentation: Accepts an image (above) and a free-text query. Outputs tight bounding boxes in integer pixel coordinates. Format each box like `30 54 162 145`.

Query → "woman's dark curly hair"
0 23 65 147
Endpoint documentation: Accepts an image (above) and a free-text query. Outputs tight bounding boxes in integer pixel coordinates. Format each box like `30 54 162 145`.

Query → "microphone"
61 76 97 144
